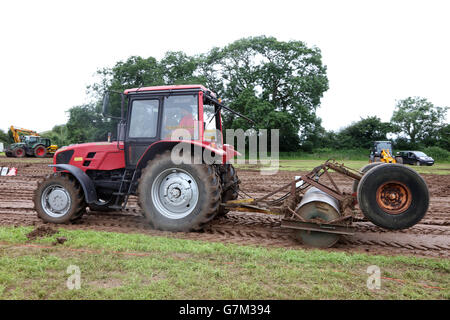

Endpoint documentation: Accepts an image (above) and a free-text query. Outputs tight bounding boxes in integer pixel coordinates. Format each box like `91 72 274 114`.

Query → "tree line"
0 36 448 155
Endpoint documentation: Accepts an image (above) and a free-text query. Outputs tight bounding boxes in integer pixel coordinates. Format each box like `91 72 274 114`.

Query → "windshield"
375 142 392 152
414 151 427 157
161 94 199 140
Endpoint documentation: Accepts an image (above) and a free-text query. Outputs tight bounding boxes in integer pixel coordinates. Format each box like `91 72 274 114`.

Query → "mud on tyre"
138 151 221 232
357 164 429 230
33 173 87 223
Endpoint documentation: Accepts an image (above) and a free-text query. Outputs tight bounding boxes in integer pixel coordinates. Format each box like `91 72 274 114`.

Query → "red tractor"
33 85 241 231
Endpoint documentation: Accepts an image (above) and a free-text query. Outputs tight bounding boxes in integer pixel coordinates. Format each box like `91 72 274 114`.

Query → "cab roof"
124 85 209 95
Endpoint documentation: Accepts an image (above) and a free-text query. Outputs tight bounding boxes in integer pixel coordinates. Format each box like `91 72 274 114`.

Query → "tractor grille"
55 150 74 164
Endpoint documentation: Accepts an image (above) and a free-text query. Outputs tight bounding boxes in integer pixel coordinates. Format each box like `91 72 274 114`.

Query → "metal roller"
297 187 340 214
294 187 342 248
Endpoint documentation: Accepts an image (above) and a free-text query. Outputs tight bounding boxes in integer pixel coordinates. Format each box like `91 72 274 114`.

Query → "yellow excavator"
5 126 58 158
369 141 397 164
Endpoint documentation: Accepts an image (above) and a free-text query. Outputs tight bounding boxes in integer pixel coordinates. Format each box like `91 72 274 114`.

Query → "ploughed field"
0 157 448 258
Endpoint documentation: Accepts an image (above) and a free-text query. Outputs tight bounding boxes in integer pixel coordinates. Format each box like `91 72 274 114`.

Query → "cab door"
124 97 162 167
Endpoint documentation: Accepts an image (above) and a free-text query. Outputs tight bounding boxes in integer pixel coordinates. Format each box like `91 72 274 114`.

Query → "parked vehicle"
395 151 434 166
369 141 396 163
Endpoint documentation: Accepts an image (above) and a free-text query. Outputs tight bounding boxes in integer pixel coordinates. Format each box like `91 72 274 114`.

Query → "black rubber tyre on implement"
217 164 239 216
357 164 429 230
352 162 384 193
13 147 26 158
138 151 222 232
33 173 87 223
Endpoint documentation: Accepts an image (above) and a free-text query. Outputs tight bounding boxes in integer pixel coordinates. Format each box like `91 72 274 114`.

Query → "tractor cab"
121 85 227 167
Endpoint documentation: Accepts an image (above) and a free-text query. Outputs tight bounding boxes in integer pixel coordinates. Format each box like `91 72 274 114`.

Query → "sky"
0 0 449 133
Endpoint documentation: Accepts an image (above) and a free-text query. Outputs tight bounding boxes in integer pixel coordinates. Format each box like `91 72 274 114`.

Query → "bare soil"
0 159 448 258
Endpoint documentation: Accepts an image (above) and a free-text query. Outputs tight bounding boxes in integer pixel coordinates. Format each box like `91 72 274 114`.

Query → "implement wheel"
352 162 384 193
33 173 86 223
357 164 429 229
138 151 221 232
294 202 341 248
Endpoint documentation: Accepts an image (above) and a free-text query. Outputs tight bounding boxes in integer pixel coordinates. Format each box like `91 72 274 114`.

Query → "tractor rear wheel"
352 162 384 193
34 145 47 158
14 147 25 158
33 173 87 223
138 151 221 231
217 164 239 216
357 164 429 230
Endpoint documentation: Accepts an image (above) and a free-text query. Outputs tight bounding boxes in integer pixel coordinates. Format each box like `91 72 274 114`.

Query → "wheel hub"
376 181 412 214
152 168 199 219
48 189 70 211
41 185 72 217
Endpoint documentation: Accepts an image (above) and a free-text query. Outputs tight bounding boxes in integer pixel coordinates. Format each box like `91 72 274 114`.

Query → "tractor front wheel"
33 173 86 223
357 164 429 229
138 151 221 231
13 147 25 158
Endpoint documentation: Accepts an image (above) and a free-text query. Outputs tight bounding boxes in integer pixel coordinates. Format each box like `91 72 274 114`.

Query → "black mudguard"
49 164 97 203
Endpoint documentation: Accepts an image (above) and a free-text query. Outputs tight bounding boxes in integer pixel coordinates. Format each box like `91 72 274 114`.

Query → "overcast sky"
0 0 449 134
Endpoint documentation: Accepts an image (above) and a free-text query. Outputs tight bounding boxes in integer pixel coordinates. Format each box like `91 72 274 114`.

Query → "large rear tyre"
352 162 384 193
33 173 87 223
217 164 239 216
34 145 47 158
138 151 221 232
357 164 429 230
13 147 25 158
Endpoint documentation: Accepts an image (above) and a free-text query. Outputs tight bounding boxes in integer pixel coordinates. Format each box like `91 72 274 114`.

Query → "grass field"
0 226 448 299
234 159 450 175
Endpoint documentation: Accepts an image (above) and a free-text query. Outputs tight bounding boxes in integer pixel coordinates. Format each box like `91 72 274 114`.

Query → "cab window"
128 100 159 138
161 95 199 140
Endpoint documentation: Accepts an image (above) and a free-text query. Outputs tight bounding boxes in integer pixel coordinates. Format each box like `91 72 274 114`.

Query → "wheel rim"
36 147 45 156
16 149 23 156
151 168 199 219
41 184 72 218
376 181 412 215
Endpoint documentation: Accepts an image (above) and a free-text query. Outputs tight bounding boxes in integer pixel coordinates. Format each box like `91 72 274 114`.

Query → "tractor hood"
54 141 126 171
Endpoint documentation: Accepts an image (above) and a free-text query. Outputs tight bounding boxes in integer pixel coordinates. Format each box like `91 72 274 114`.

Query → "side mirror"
102 92 110 117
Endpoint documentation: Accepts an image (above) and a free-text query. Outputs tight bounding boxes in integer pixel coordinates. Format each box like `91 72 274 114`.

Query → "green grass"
234 159 450 175
0 226 448 299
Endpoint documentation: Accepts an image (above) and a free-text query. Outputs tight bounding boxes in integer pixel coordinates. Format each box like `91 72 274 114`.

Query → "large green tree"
336 116 392 149
391 97 448 147
201 36 329 151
